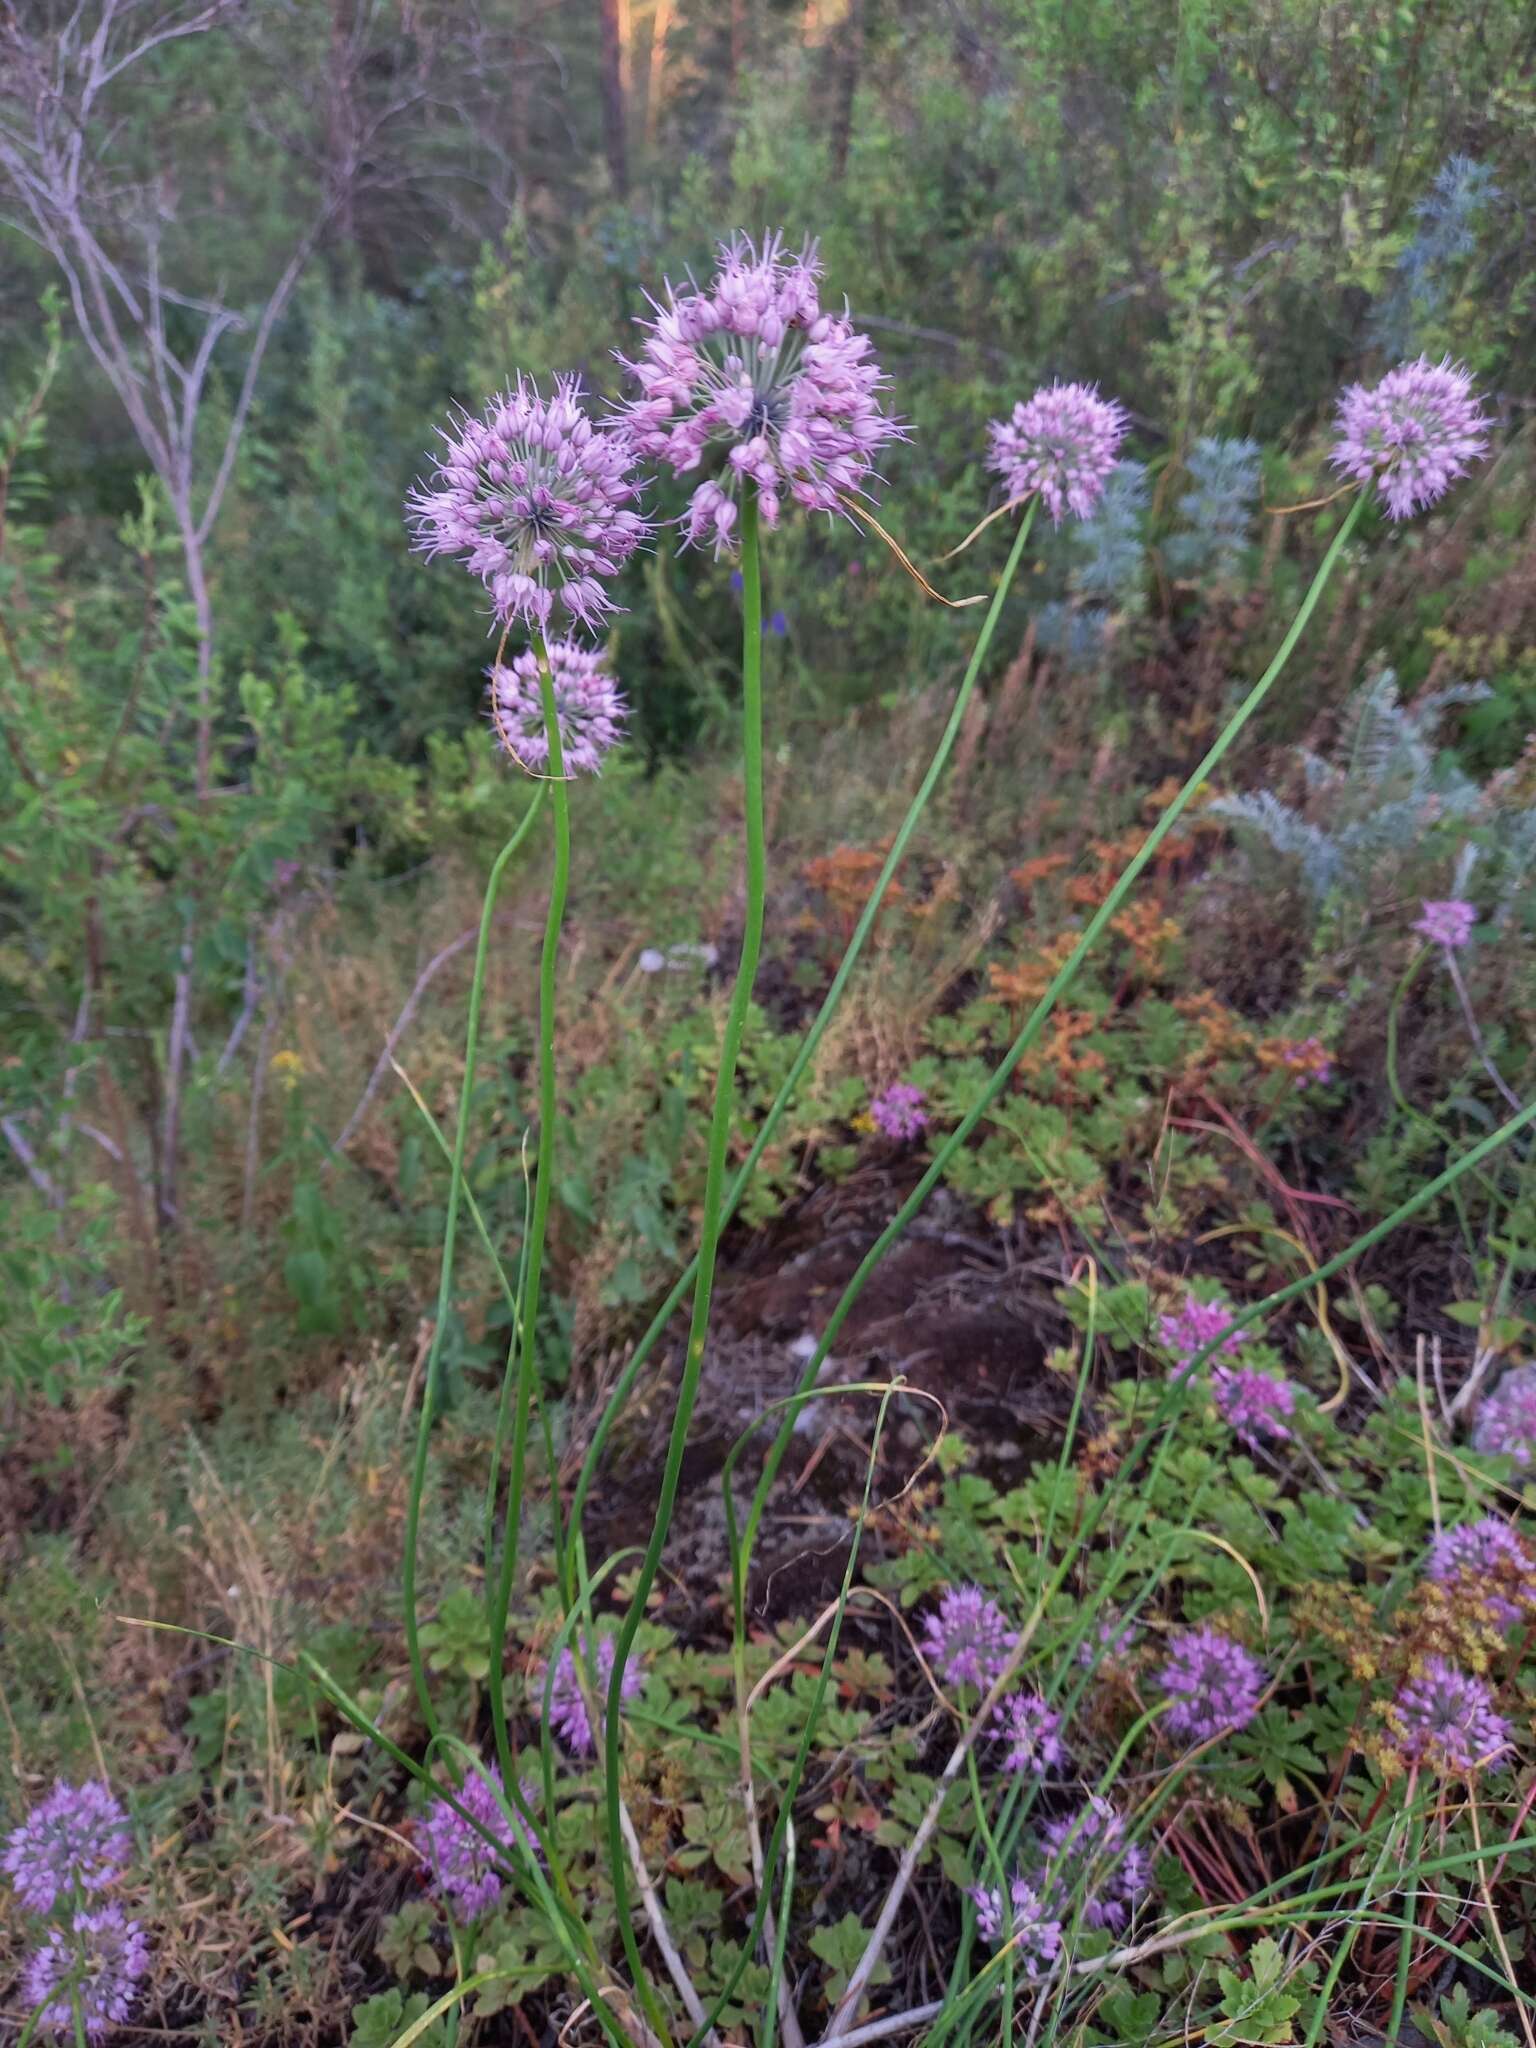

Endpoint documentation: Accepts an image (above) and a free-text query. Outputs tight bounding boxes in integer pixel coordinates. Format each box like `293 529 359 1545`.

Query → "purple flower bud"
488 640 627 776
1331 357 1489 519
987 382 1129 525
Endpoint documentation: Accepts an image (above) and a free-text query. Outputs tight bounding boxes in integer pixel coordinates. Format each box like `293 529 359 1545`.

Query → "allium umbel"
4 1780 132 1915
869 1082 928 1141
1158 1292 1248 1375
1331 356 1489 519
987 382 1129 525
418 1764 537 1920
921 1585 1018 1690
21 1905 150 2039
1035 1795 1153 1933
1158 1626 1265 1743
993 1690 1068 1776
541 1632 643 1756
407 374 647 632
1414 898 1477 948
488 640 627 776
1472 1364 1536 1476
1389 1656 1512 1773
619 231 903 553
967 1875 1062 1975
1213 1366 1297 1451
1427 1517 1536 1630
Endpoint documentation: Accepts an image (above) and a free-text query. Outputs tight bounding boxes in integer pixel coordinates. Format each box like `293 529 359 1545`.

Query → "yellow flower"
270 1049 304 1091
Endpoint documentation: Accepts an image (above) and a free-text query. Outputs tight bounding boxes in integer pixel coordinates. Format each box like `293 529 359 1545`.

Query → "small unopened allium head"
1388 1655 1512 1773
1413 898 1477 949
869 1082 928 1141
1035 1794 1153 1933
967 1875 1062 1975
488 641 627 776
4 1780 132 1916
1158 1292 1248 1376
418 1763 537 1921
993 1690 1068 1777
1331 356 1489 519
987 382 1129 525
1427 1517 1536 1630
1158 1626 1265 1743
1213 1366 1297 1452
1471 1364 1536 1476
22 1905 150 2038
407 374 647 633
541 1631 643 1756
619 231 904 554
921 1585 1018 1690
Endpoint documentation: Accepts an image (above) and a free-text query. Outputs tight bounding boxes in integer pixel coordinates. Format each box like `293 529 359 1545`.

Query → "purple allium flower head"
418 1764 537 1921
1426 1517 1536 1630
1472 1365 1536 1477
993 1690 1068 1777
1331 356 1489 520
967 1875 1062 1974
21 1906 150 2038
1158 1626 1265 1743
1390 1656 1512 1773
1035 1794 1153 1933
1413 898 1477 949
869 1082 928 1141
619 230 904 555
1212 1366 1297 1452
921 1585 1018 1690
987 383 1130 525
4 1781 132 1916
1158 1292 1248 1376
407 374 648 634
541 1631 643 1756
488 640 627 776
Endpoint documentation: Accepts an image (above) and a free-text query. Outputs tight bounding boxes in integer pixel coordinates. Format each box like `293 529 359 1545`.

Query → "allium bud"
488 640 627 776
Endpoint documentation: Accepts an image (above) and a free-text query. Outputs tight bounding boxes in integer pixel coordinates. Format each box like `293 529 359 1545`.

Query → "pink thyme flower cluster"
4 1781 132 1915
1413 898 1477 948
993 1690 1068 1776
1034 1795 1153 1933
1472 1365 1536 1476
1158 1292 1248 1375
1212 1366 1297 1452
418 1764 537 1921
869 1082 928 1141
1427 1517 1536 1630
407 373 647 633
618 231 904 555
488 640 628 776
1331 356 1489 520
1276 1035 1335 1089
1158 1626 1265 1743
987 382 1129 525
921 1585 1018 1690
967 1874 1062 1974
21 1905 150 2040
541 1632 643 1756
1389 1656 1512 1773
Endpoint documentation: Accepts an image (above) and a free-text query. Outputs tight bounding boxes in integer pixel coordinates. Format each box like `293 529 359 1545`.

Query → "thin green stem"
402 784 547 1738
487 633 573 1790
604 487 769 2029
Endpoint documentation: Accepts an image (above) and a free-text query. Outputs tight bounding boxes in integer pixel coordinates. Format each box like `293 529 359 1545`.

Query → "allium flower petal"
488 640 628 776
3 1781 132 1916
1331 357 1489 519
1158 1626 1265 1743
967 1874 1062 1974
869 1083 928 1141
1212 1366 1297 1451
1390 1655 1512 1773
1158 1292 1249 1375
540 1631 643 1756
921 1585 1018 1690
987 383 1129 525
1472 1365 1536 1475
21 1906 149 2038
1034 1794 1153 1933
993 1690 1068 1776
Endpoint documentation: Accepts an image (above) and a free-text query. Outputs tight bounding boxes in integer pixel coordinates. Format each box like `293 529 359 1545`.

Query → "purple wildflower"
1426 1517 1536 1630
407 374 648 633
418 1764 537 1921
1277 1035 1335 1089
1076 1613 1139 1669
21 1905 149 2039
1158 1292 1248 1375
1390 1656 1512 1773
1472 1365 1536 1476
1158 1626 1265 1743
1213 1366 1297 1452
987 383 1129 525
921 1585 1018 1690
869 1083 928 1141
541 1632 643 1756
967 1875 1062 1975
1331 356 1489 519
488 639 627 776
619 230 904 554
4 1781 132 1916
993 1690 1068 1777
1413 898 1477 949
1035 1795 1153 1933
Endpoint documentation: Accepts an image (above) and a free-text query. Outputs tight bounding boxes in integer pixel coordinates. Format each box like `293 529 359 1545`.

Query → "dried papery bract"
619 229 905 554
489 641 628 776
1331 356 1490 519
987 382 1130 526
